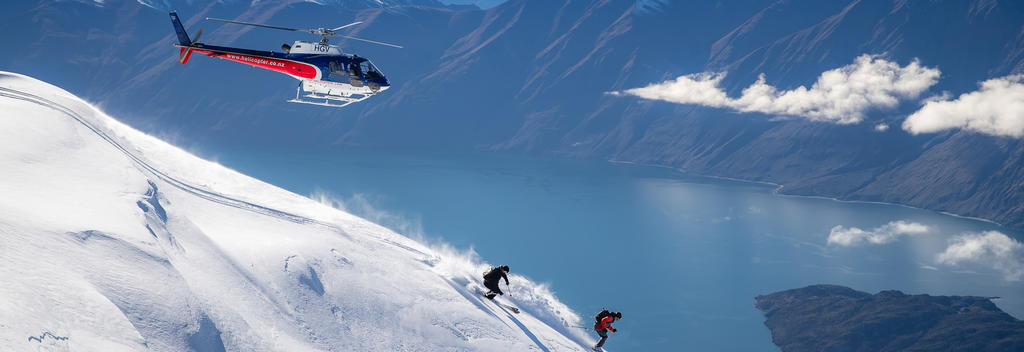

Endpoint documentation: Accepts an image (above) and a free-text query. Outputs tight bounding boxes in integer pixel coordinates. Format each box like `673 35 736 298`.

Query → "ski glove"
608 327 616 332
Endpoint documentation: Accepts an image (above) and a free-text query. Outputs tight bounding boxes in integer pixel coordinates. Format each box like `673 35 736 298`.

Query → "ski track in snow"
0 86 325 227
27 331 69 343
0 73 595 351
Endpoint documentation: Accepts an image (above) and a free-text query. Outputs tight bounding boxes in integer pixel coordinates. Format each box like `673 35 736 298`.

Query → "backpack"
593 309 611 330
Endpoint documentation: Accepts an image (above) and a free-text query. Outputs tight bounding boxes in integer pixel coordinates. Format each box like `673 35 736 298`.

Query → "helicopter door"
346 61 364 87
348 62 361 78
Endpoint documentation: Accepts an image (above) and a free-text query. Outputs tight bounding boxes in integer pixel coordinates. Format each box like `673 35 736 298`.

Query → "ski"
499 303 520 314
474 287 520 313
482 293 520 313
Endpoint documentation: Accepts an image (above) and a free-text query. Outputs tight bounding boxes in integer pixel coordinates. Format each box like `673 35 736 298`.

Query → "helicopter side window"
329 61 346 75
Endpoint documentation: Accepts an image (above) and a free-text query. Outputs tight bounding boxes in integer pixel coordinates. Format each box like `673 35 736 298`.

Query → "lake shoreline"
606 158 1006 229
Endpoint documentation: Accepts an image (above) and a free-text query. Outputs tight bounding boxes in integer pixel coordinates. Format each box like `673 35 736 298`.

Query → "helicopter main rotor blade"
330 21 363 32
335 35 404 48
206 17 306 33
206 16 400 48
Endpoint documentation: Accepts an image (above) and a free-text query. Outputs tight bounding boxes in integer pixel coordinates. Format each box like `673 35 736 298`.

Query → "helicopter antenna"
206 17 402 48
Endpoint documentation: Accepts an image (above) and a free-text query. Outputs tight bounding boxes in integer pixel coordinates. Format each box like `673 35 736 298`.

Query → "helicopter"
169 11 402 107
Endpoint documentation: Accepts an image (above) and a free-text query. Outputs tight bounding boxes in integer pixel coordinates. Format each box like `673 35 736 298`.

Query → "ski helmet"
501 265 510 272
614 312 622 319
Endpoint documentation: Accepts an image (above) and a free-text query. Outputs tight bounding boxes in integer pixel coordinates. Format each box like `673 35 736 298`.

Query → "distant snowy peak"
305 0 511 9
435 0 508 9
302 0 445 7
636 0 671 13
65 0 105 7
135 0 188 11
134 0 452 11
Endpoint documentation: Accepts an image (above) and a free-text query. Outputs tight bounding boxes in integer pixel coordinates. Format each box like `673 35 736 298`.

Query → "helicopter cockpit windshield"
356 58 383 80
325 57 386 86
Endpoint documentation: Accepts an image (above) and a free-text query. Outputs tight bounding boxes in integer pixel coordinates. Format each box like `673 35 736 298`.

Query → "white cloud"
614 54 940 124
937 231 1024 281
611 72 733 107
874 123 890 131
903 75 1024 137
827 220 930 246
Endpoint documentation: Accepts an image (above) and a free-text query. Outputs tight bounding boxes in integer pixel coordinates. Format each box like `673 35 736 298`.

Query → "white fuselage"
288 41 343 55
301 79 385 97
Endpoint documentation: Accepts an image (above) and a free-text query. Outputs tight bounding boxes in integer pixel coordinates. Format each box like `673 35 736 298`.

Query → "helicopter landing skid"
288 83 373 108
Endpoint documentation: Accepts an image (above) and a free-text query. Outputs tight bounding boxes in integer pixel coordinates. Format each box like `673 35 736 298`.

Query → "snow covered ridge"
0 72 591 351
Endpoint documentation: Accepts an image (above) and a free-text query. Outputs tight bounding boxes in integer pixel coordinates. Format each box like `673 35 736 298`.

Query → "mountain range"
1 0 1022 228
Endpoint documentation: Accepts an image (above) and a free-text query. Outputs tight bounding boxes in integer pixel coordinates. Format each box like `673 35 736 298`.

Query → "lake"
203 146 1024 351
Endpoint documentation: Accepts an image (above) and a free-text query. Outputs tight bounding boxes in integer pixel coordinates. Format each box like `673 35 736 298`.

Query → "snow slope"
0 71 592 351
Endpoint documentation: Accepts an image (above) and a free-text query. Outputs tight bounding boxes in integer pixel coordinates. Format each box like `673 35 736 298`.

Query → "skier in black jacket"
482 265 510 299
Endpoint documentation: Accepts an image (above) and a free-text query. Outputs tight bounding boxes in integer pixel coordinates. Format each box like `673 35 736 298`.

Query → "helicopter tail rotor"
177 28 202 64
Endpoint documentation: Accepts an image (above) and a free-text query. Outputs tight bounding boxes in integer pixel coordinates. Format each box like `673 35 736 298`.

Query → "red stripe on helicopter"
192 49 319 80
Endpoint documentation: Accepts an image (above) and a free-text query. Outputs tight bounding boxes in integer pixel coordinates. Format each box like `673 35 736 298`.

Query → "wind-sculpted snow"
0 72 591 351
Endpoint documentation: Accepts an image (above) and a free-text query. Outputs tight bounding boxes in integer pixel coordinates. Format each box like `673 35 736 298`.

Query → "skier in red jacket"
593 311 621 351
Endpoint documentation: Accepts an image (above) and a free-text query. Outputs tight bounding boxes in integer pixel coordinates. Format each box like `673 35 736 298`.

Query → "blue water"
204 146 1024 351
